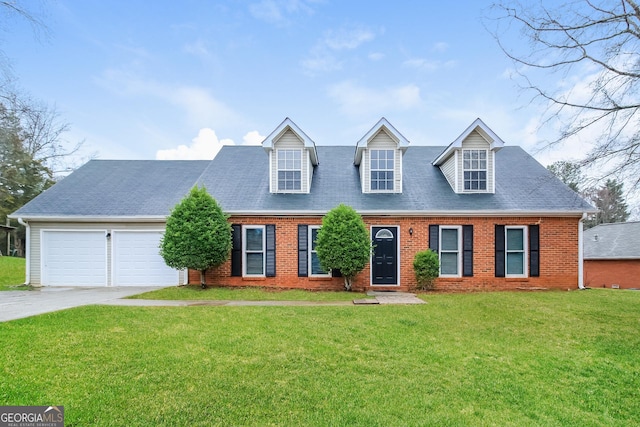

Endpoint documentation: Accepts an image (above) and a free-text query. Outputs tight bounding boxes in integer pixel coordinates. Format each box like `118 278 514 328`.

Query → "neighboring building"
10 117 595 291
584 222 640 289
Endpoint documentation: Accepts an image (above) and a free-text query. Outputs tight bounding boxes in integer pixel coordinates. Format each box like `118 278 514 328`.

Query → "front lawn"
0 256 27 290
129 285 367 301
1 290 639 426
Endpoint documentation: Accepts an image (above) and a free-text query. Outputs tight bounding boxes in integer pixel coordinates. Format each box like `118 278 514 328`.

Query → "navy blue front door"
372 227 398 285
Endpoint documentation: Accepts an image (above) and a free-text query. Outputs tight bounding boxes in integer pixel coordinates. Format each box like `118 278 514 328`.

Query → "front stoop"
354 291 426 305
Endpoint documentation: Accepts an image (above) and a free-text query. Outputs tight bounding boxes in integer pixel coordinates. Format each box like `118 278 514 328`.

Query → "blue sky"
4 0 576 165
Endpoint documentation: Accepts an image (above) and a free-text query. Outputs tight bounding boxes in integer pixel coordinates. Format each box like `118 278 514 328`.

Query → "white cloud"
368 52 384 61
156 129 265 160
403 58 456 71
302 24 376 74
323 27 375 50
249 0 319 25
97 69 238 129
242 130 265 145
328 81 422 117
156 128 231 160
432 42 449 52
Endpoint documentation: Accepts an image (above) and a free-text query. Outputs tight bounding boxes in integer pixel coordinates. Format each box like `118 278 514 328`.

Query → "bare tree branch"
486 0 640 191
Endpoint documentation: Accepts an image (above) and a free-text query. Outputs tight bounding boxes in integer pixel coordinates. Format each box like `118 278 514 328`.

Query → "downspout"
578 213 587 289
17 218 30 286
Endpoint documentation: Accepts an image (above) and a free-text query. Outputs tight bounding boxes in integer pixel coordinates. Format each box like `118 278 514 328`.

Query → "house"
10 117 595 291
583 222 640 289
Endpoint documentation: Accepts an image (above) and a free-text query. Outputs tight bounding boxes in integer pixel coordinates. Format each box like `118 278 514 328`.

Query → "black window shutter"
332 269 342 277
462 225 473 277
231 224 242 277
495 225 505 277
529 224 540 277
266 224 276 277
429 225 439 252
298 225 308 277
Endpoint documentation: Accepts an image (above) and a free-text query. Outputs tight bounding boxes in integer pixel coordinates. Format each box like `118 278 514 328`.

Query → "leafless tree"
487 0 640 190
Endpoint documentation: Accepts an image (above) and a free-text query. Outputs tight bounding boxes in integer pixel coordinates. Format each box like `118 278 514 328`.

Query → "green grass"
0 256 27 290
129 285 368 301
2 290 639 426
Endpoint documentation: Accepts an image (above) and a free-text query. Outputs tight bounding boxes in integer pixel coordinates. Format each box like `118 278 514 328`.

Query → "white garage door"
112 231 178 286
42 230 107 286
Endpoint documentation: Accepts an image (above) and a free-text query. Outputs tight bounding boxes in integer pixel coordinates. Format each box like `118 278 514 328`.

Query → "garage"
112 230 179 286
42 230 107 286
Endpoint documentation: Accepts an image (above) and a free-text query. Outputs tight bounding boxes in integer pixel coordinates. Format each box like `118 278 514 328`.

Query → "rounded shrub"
413 249 439 290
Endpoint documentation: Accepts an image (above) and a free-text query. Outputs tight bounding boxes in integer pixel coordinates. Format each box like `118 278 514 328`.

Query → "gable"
434 119 503 194
354 118 408 194
262 118 318 194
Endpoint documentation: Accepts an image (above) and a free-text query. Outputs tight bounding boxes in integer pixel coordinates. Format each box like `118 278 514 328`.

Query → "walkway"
0 288 424 322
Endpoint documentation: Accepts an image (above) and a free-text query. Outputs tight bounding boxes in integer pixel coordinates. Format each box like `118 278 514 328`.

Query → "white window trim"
369 149 395 193
243 225 266 277
308 225 330 277
439 225 462 278
462 149 488 193
505 225 528 278
276 148 303 193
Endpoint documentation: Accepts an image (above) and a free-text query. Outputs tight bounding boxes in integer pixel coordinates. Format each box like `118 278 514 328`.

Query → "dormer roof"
432 118 504 166
353 117 410 165
262 117 319 165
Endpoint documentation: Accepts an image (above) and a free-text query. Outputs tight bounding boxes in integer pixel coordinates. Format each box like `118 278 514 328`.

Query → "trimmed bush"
413 249 439 290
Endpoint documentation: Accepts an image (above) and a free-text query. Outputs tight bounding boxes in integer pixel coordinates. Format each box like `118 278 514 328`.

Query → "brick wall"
193 215 581 291
584 259 640 289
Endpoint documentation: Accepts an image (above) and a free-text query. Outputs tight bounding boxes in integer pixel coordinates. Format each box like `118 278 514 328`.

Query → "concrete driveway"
0 286 165 322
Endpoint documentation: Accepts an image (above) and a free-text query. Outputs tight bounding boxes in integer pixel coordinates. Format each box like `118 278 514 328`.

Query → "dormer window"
432 118 505 194
353 118 409 194
370 149 395 191
277 149 302 191
463 150 487 191
262 118 319 194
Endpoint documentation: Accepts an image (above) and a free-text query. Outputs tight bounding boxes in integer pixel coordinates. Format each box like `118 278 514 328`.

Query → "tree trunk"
344 276 352 291
199 270 207 289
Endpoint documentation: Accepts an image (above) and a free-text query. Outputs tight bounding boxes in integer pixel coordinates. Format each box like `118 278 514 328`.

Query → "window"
505 226 527 277
463 150 487 191
243 226 265 276
440 226 461 276
309 226 329 276
277 149 302 191
370 149 394 191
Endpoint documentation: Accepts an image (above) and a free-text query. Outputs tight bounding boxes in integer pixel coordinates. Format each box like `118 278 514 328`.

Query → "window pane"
311 253 327 275
506 252 524 275
441 229 458 250
506 229 524 250
246 253 264 275
311 228 319 250
371 150 378 160
441 253 458 275
245 228 263 251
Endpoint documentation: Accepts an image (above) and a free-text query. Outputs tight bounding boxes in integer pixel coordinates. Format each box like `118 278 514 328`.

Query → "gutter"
578 213 587 289
17 218 30 286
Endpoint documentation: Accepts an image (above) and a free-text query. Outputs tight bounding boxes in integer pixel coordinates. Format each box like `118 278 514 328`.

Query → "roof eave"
9 215 169 223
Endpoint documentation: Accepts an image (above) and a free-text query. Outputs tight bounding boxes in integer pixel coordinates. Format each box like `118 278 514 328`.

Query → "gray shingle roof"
198 145 594 214
584 222 640 259
12 145 594 219
12 160 210 217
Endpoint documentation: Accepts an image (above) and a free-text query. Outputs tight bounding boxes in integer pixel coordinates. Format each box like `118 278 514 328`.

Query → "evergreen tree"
160 186 232 288
315 204 371 291
584 179 630 229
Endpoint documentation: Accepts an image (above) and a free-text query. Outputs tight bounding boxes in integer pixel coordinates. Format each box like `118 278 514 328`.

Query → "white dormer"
432 118 504 194
354 118 409 194
262 118 319 194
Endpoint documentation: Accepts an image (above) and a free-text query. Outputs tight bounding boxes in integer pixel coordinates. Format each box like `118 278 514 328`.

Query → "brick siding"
584 259 640 289
192 215 581 291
